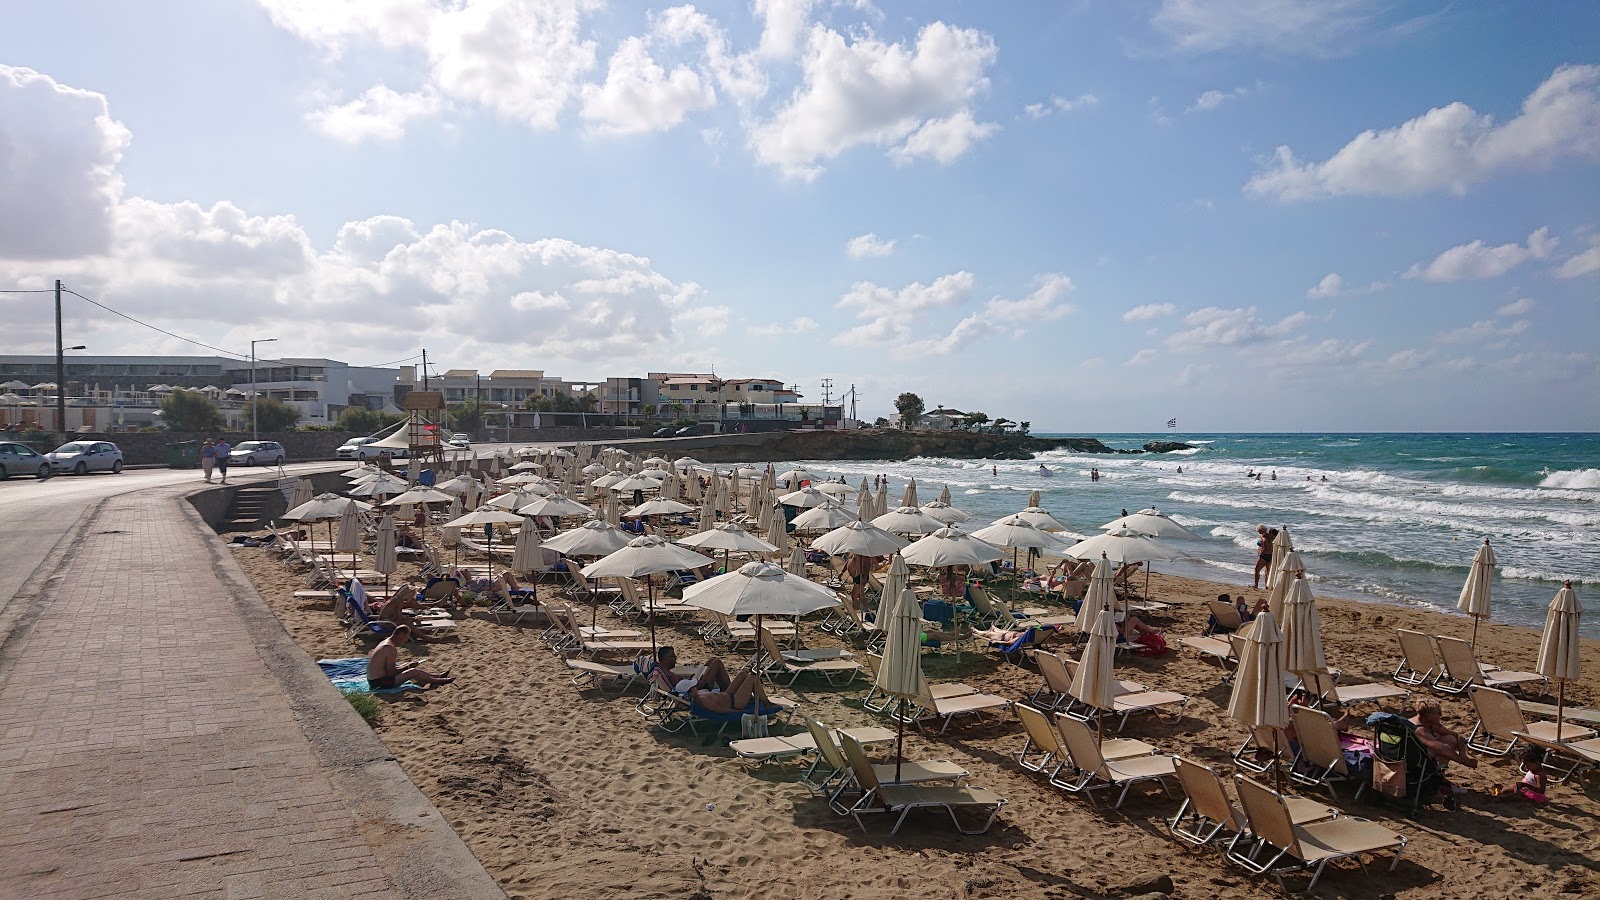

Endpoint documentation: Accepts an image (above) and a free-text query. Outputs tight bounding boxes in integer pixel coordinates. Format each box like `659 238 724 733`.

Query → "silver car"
229 440 285 466
47 440 124 475
0 441 52 480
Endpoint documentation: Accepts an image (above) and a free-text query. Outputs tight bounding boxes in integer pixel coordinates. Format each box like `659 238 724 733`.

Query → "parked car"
651 426 677 437
46 440 124 475
354 442 407 461
229 440 285 466
335 437 375 460
0 441 51 479
443 434 471 450
674 423 714 437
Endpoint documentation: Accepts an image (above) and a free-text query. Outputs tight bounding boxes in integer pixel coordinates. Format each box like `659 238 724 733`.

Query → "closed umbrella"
289 477 315 511
1280 575 1328 681
1070 604 1120 736
443 496 463 567
1079 555 1117 635
334 500 364 555
1265 549 1307 622
1102 507 1200 541
1229 610 1289 788
785 546 808 577
900 478 919 508
873 483 888 521
1267 525 1295 586
511 523 545 602
1536 582 1583 741
873 556 929 781
1456 538 1495 648
605 491 620 526
766 504 790 555
463 476 481 511
373 514 398 597
938 484 953 505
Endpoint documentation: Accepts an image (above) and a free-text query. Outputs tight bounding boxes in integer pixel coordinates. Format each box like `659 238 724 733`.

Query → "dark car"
674 424 713 437
0 441 51 479
651 426 677 437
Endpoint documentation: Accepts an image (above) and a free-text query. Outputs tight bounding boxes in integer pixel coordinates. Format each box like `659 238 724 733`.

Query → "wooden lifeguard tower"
402 390 447 467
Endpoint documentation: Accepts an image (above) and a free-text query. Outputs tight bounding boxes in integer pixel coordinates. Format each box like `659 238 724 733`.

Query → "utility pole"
847 384 858 423
820 377 834 406
421 348 429 390
54 280 65 441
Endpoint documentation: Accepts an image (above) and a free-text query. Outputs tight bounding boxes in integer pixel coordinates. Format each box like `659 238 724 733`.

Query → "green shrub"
345 691 382 726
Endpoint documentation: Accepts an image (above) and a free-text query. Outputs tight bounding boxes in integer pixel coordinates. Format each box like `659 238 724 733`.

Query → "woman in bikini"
1251 525 1276 589
649 647 770 714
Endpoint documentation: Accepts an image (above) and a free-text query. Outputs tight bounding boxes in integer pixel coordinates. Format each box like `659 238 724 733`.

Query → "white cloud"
0 65 130 259
1272 336 1371 367
1246 65 1600 200
653 5 767 107
1123 302 1177 321
1125 348 1158 366
1496 297 1535 317
1383 348 1431 370
260 0 599 131
1435 318 1531 345
1306 272 1385 299
984 274 1075 323
1027 93 1099 118
1405 227 1556 282
1023 102 1048 120
307 85 441 143
1151 0 1417 56
845 233 895 258
748 316 818 336
832 271 1072 358
1188 83 1255 112
1555 237 1600 278
750 21 998 178
579 36 715 135
752 0 813 60
1164 306 1309 351
1175 362 1211 386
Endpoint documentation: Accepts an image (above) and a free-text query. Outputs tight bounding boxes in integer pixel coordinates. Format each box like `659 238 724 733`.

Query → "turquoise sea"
779 433 1600 638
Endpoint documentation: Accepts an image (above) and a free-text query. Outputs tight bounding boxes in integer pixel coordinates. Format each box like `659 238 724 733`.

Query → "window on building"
690 384 699 391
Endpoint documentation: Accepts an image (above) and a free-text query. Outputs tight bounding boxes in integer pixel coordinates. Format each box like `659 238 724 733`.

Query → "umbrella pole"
648 578 657 657
1273 729 1284 792
1470 614 1480 649
487 527 494 580
895 699 906 784
1556 680 1566 742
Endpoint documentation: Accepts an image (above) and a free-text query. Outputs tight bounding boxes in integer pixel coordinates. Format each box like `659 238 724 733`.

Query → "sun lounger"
1013 704 1156 780
1180 634 1240 680
1508 731 1600 783
1391 629 1440 686
991 596 1073 628
729 721 896 772
860 654 975 714
1466 686 1595 756
1433 636 1546 695
836 733 1007 835
1289 706 1364 800
1228 775 1406 891
1295 670 1411 708
758 628 862 686
1169 756 1337 848
1205 600 1246 636
1050 716 1176 809
898 682 1013 735
803 717 967 805
636 682 799 736
1029 651 1077 711
564 658 647 692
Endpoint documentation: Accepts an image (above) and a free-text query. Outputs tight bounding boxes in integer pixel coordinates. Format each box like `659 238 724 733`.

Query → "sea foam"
1540 468 1600 490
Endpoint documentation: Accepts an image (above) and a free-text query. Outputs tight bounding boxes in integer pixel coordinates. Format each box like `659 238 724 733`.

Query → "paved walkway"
0 483 503 899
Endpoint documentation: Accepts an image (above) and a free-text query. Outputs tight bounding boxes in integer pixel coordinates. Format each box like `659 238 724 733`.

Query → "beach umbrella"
1536 582 1583 741
499 472 550 486
1070 604 1120 737
785 546 808 577
677 521 779 573
900 478 919 507
778 486 832 508
811 519 908 558
814 481 856 497
766 504 790 554
900 526 1004 569
585 536 716 653
582 463 607 476
1456 538 1496 648
626 496 694 518
856 477 872 507
921 500 972 525
775 467 811 488
1014 506 1071 532
871 506 943 537
1028 490 1041 507
1265 549 1307 622
285 493 372 522
440 507 525 578
544 519 631 558
1063 527 1182 563
604 491 621 526
971 518 1069 573
674 456 701 470
1280 575 1328 680
591 471 626 489
442 496 463 565
1267 526 1296 586
463 476 481 511
334 501 363 555
873 483 889 520
611 474 660 493
790 502 856 532
519 494 593 520
1228 611 1290 789
384 486 453 508
344 463 383 478
511 523 545 588
486 487 542 511
289 477 315 511
938 484 953 505
373 514 398 597
685 470 704 501
873 556 929 781
434 474 476 495
509 461 541 472
1079 555 1118 635
1101 507 1200 541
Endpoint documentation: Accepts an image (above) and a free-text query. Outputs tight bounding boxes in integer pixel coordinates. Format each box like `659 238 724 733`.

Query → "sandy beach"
230 511 1600 900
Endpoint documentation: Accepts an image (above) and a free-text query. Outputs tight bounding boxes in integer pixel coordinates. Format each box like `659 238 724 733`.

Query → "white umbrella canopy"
434 474 477 495
993 510 1079 538
1079 555 1118 635
1265 549 1308 622
642 456 670 466
1228 611 1290 782
1101 508 1200 540
677 521 779 554
775 467 811 487
682 560 841 619
343 463 384 479
971 518 1069 551
777 486 832 508
626 497 695 518
611 474 661 493
810 519 908 557
289 477 315 511
735 465 765 480
582 463 607 476
1280 575 1328 679
384 487 454 507
900 478 919 508
519 494 594 518
544 519 632 558
1064 527 1183 562
463 477 482 511
441 508 525 530
790 502 856 532
814 481 856 497
509 461 543 472
920 500 973 524
406 457 421 483
285 493 373 521
873 556 930 780
1456 538 1496 647
347 478 405 499
871 506 945 537
1070 605 1120 713
674 456 702 470
900 526 1005 568
591 471 627 489
1536 581 1584 740
582 535 714 579
498 472 550 486
485 488 545 511
334 501 364 554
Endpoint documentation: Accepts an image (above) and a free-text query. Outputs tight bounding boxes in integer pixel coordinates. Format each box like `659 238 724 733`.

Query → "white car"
334 438 374 460
229 440 285 466
0 441 52 479
353 442 407 461
47 440 124 475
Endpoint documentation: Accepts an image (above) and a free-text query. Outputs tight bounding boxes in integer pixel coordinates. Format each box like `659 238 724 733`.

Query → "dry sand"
233 533 1600 900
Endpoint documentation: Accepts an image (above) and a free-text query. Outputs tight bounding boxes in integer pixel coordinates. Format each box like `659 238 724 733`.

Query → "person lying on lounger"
974 623 1068 647
649 646 771 714
366 626 453 689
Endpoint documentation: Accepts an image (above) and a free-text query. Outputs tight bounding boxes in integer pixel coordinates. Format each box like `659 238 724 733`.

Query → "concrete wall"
24 431 363 466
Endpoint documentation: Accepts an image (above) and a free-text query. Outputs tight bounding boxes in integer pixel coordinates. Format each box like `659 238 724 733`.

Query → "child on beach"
1494 746 1549 805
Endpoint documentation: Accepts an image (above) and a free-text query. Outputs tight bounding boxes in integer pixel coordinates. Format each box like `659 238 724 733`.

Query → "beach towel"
318 657 417 694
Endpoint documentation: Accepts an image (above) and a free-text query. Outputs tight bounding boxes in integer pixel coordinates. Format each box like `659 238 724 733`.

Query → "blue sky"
1 0 1596 431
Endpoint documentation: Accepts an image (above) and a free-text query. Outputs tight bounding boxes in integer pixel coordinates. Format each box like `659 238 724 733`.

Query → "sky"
0 0 1597 432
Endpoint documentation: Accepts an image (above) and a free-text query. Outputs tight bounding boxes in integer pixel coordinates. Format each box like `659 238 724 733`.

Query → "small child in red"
1495 745 1548 805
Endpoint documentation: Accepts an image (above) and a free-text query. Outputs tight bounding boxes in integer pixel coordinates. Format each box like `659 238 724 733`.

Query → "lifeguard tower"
401 390 447 467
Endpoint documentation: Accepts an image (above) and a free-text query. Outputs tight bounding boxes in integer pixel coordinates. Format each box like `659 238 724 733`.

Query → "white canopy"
680 561 840 618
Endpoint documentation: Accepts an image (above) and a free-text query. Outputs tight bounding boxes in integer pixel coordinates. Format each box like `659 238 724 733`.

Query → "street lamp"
56 344 86 439
250 338 277 441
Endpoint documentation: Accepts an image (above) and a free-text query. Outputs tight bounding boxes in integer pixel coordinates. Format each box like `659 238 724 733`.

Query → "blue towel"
318 657 417 694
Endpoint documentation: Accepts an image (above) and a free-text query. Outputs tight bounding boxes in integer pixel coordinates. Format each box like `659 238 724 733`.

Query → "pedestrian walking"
213 437 232 483
200 439 216 483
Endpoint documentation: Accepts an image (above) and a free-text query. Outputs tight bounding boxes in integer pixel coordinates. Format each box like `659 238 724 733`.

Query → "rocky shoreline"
645 428 1191 463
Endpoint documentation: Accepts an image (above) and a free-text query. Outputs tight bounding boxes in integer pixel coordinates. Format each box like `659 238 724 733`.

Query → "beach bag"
1373 757 1407 798
1133 632 1168 658
741 713 768 738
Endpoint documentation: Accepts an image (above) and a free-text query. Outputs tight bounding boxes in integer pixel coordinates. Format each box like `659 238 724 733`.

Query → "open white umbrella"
972 517 1069 574
1228 610 1290 789
790 502 856 532
1102 507 1200 541
1064 527 1182 563
434 473 477 495
1456 538 1496 648
900 526 1004 569
348 477 406 499
775 467 811 488
778 486 832 508
1280 575 1328 681
544 519 631 558
498 472 549 486
873 556 929 780
582 463 607 476
871 506 944 537
626 497 695 518
677 521 779 573
814 481 856 497
585 535 716 652
373 514 398 597
519 494 593 519
810 519 908 558
1014 506 1072 533
611 474 661 493
486 488 544 511
1536 582 1583 741
1079 555 1118 635
285 493 372 522
919 500 972 525
1070 604 1120 733
591 471 626 489
384 486 454 508
1264 549 1308 622
674 456 702 470
509 461 542 472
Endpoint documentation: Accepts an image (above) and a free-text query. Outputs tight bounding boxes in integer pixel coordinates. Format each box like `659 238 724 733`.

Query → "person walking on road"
212 437 231 483
199 439 216 483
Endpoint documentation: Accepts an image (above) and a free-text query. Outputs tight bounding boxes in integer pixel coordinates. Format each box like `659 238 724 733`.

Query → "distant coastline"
635 428 1191 463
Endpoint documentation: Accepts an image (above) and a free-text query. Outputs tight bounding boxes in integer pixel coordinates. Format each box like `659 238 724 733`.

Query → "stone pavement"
0 483 503 899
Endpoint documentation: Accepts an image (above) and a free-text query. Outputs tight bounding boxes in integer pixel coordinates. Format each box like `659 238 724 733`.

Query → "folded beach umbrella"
512 523 545 577
1265 549 1307 622
778 486 832 508
685 469 704 501
766 504 790 554
1079 555 1118 635
900 526 1004 569
785 546 808 576
1028 490 1041 507
871 505 944 537
406 456 421 483
1536 581 1583 740
873 483 889 520
790 502 855 533
605 491 620 526
1101 507 1199 541
442 497 463 551
920 500 972 525
873 556 929 779
1267 526 1296 587
334 501 364 555
938 484 953 505
373 514 398 596
289 476 315 511
1456 538 1496 648
1071 604 1120 721
900 478 919 508
1229 611 1290 788
1280 575 1328 680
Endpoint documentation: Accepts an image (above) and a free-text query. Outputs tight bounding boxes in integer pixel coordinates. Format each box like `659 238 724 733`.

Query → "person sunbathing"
649 646 769 714
974 623 1067 647
395 525 422 549
366 625 453 689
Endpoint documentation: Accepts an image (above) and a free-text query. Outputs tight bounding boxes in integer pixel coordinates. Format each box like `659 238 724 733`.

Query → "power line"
0 288 57 293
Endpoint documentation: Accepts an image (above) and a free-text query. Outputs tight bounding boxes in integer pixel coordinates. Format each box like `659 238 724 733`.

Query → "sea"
775 433 1600 639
